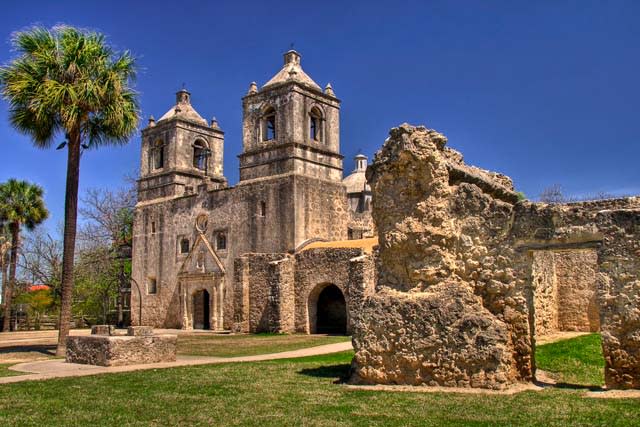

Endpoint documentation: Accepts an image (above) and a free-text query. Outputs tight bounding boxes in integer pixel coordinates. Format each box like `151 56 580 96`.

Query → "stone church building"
131 50 375 333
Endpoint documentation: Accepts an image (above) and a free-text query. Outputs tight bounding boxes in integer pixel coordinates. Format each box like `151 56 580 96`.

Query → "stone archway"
309 284 347 334
192 289 210 330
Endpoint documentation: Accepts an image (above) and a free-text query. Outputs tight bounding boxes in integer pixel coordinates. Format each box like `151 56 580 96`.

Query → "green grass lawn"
0 363 23 378
176 333 350 357
0 333 636 426
536 333 604 387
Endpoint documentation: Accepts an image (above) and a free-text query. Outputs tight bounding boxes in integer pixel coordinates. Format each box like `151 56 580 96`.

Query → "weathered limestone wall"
512 198 640 389
233 248 375 334
555 249 599 332
294 248 363 333
351 124 532 390
531 249 599 337
531 250 558 337
232 253 286 333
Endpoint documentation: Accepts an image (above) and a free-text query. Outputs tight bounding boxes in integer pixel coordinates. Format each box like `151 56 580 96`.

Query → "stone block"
66 334 177 367
127 326 154 336
91 325 114 335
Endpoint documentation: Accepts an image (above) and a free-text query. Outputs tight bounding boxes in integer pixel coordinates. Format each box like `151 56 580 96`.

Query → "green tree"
0 179 49 332
0 26 139 354
15 287 54 330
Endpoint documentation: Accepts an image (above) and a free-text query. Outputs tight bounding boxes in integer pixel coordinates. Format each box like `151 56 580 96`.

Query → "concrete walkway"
0 341 353 385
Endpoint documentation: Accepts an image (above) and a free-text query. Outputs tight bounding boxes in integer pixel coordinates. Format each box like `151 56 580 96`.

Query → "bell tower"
239 50 343 182
138 89 226 201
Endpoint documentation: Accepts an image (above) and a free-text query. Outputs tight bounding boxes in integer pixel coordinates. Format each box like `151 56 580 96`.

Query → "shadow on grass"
0 344 56 356
534 378 604 392
297 363 350 383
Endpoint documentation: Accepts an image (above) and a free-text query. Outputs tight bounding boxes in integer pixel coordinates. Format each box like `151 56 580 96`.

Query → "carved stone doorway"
193 289 211 330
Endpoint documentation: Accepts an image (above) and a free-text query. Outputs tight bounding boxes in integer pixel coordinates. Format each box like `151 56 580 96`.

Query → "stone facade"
132 51 372 333
351 123 640 390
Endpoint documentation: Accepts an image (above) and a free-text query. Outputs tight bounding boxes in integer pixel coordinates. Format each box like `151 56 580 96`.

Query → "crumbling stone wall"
531 250 558 336
555 249 599 332
531 248 599 337
350 124 532 389
349 123 639 390
513 198 640 389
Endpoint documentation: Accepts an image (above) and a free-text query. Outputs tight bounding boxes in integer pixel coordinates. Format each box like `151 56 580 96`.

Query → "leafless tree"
78 182 136 249
19 229 63 290
539 184 566 204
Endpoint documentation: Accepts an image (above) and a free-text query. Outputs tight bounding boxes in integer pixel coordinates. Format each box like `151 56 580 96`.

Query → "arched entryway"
192 289 210 330
314 284 347 334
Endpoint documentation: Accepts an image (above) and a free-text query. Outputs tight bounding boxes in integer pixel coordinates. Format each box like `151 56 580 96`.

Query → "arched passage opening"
192 289 210 330
314 284 347 335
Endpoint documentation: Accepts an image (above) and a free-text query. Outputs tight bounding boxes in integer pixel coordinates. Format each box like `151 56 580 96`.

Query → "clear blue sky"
1 1 639 231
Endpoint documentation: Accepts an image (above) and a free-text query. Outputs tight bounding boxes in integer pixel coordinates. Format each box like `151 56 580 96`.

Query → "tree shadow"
297 363 351 383
534 378 604 392
0 344 56 357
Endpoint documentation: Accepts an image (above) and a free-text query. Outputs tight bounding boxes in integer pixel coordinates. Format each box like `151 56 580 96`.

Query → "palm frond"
0 25 140 150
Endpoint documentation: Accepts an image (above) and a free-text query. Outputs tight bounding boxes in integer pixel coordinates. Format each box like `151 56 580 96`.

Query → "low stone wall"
66 330 177 367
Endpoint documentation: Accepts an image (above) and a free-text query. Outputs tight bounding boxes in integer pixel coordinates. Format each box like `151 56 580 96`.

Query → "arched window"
309 107 323 142
179 238 189 254
216 233 226 250
262 107 276 141
151 140 164 170
193 140 208 170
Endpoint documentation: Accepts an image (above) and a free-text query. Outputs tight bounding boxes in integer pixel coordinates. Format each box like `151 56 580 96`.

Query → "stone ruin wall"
554 249 599 332
351 123 640 390
530 250 558 336
233 248 375 334
351 124 532 390
512 198 640 389
531 248 599 336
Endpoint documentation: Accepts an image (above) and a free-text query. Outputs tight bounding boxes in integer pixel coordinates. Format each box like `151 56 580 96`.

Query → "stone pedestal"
66 333 177 367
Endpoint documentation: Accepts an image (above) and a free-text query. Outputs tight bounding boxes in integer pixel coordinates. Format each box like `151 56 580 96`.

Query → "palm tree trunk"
1 251 8 324
56 132 81 355
2 223 20 332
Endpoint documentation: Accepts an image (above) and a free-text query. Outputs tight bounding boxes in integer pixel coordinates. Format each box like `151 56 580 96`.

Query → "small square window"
148 278 157 295
151 221 156 233
216 233 227 250
180 238 190 254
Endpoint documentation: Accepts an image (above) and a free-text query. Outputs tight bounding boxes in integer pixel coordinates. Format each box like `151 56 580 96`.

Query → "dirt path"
0 341 353 384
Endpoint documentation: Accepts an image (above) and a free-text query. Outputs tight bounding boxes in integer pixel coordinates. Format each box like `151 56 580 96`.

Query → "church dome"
343 154 370 194
157 89 208 127
262 50 322 92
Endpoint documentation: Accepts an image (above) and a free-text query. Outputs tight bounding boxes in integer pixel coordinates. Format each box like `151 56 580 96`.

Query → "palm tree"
0 26 139 353
0 179 49 332
0 225 11 323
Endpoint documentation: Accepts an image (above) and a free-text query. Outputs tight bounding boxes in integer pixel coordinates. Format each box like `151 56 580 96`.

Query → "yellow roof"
300 237 378 253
